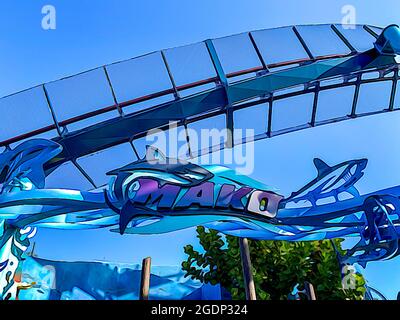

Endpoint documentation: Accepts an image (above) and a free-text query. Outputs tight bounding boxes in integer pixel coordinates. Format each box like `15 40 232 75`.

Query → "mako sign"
124 178 282 217
105 146 283 234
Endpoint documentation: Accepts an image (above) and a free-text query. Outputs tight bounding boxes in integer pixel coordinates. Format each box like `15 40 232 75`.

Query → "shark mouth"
343 172 353 181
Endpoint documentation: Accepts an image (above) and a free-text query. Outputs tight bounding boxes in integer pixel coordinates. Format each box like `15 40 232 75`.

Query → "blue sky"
1 0 400 299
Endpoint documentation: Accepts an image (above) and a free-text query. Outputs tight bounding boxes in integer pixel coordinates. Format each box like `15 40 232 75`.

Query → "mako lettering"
129 178 282 218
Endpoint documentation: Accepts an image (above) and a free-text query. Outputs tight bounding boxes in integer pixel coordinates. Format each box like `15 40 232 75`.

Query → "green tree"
182 226 365 300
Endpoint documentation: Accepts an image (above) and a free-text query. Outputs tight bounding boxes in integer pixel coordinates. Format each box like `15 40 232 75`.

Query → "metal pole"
139 257 151 300
239 238 257 300
304 281 317 300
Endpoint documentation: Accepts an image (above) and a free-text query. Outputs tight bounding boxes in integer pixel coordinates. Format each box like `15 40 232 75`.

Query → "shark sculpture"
285 158 367 206
105 146 283 234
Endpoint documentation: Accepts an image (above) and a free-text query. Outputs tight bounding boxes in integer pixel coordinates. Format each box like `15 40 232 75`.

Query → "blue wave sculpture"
0 138 400 299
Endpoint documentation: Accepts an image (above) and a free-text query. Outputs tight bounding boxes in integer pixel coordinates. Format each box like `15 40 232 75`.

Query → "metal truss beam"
43 47 398 170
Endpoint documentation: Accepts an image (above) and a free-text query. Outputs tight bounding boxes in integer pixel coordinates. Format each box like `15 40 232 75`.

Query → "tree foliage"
182 226 365 300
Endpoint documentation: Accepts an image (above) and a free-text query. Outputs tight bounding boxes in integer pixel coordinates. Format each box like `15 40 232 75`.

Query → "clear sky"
1 0 400 299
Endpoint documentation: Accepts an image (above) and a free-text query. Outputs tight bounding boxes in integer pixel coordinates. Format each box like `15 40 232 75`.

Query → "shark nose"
358 159 368 168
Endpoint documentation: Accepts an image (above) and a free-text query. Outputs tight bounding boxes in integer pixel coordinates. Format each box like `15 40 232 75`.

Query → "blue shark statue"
285 158 367 206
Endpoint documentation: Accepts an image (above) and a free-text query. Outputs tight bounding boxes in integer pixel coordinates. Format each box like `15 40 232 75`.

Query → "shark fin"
313 158 331 177
106 146 168 176
145 145 166 162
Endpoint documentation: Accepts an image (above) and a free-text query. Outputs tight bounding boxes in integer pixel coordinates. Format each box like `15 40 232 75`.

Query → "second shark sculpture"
284 158 367 206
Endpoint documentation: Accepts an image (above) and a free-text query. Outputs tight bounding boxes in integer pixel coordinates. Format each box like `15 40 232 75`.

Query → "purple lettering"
175 182 214 208
216 185 253 210
133 178 180 209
